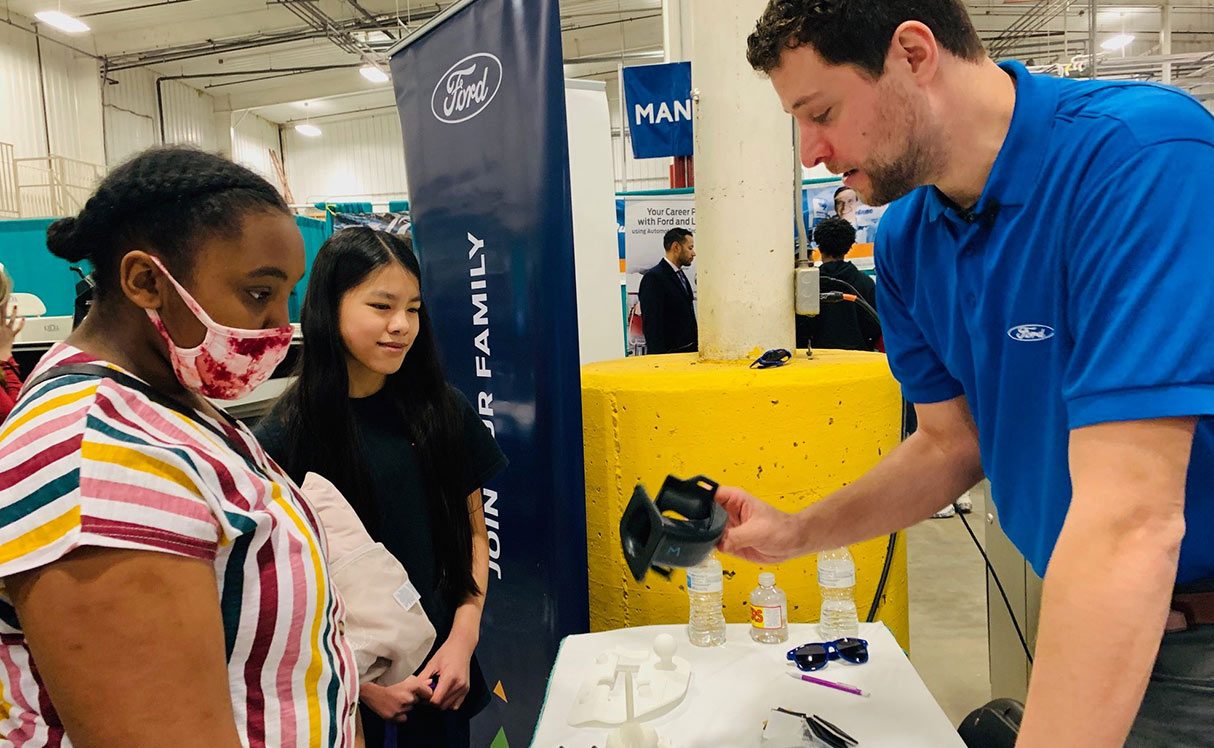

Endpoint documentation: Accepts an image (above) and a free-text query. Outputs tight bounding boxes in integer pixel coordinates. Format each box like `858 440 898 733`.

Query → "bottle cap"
759 572 775 587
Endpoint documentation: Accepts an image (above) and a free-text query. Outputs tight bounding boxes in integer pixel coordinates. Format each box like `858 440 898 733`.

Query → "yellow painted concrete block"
582 350 909 649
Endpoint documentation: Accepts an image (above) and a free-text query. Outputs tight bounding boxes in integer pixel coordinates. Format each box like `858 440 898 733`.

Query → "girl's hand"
417 637 475 710
360 677 433 722
0 304 24 361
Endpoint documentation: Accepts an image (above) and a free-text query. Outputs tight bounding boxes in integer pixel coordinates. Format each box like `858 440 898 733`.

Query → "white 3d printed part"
605 722 668 748
568 633 692 727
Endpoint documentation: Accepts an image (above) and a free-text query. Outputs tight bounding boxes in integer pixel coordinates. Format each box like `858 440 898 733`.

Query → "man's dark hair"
747 0 985 77
46 146 288 298
663 227 693 252
814 216 857 258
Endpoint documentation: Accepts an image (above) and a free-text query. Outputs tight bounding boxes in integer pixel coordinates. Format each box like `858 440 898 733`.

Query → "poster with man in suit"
621 196 697 355
638 227 698 354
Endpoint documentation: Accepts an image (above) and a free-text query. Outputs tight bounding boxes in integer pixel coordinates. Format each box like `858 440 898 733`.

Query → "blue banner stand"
389 1 589 744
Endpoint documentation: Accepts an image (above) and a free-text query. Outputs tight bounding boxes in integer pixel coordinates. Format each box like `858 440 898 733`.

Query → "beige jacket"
301 472 437 685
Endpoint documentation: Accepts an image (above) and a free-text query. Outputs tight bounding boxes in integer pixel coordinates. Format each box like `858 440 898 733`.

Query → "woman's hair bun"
46 215 92 263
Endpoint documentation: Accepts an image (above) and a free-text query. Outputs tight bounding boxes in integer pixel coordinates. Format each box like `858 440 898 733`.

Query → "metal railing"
0 142 18 218
988 0 1074 61
13 155 104 218
301 190 410 205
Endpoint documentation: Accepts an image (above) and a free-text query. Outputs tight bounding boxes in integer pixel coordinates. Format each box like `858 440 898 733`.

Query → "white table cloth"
532 622 966 747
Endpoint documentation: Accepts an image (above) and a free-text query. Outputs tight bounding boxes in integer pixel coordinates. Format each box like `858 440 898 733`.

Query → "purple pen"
786 670 870 697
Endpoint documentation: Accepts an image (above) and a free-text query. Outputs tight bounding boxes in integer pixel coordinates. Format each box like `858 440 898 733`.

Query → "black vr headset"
620 474 728 582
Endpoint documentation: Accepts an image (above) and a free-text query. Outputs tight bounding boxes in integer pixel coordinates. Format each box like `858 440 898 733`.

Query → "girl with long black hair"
257 227 505 747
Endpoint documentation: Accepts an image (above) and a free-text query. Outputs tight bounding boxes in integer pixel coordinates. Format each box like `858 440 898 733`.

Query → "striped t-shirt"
0 344 357 747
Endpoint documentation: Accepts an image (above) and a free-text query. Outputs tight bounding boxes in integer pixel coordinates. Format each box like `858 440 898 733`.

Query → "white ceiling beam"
224 70 383 110
93 9 296 56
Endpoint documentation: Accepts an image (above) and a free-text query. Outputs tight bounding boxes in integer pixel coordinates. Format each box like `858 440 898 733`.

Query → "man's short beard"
864 139 937 206
861 91 943 207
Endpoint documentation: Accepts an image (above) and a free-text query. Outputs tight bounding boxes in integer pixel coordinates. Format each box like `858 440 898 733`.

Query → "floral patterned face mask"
145 255 293 400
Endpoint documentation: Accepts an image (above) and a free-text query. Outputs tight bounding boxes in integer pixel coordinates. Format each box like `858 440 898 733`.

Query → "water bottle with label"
817 547 859 640
686 554 726 647
749 572 789 644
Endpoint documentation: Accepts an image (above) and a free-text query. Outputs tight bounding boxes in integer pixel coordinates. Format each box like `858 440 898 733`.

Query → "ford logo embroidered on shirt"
432 53 503 124
1007 324 1055 342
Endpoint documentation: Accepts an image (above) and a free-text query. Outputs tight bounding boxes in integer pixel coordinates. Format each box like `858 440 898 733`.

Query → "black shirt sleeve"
448 386 508 498
252 415 284 460
252 412 303 483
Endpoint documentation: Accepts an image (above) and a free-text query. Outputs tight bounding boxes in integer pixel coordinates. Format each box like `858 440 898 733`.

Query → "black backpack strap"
24 363 243 450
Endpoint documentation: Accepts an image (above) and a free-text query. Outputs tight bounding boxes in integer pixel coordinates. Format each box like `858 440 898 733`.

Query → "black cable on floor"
865 532 898 622
957 510 1034 665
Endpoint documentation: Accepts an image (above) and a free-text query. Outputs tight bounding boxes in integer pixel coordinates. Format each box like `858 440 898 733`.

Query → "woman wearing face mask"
256 228 506 748
0 147 358 747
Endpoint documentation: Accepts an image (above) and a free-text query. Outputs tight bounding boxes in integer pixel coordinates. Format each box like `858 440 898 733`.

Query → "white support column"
616 64 629 193
1161 1 1173 85
211 93 234 159
1089 0 1098 79
692 0 795 360
72 58 107 167
662 0 694 62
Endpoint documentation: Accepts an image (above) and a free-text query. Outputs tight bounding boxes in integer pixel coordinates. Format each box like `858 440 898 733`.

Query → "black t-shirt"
796 260 881 351
255 385 507 744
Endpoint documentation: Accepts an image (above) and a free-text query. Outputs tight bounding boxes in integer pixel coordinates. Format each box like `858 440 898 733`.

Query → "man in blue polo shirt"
715 1 1214 745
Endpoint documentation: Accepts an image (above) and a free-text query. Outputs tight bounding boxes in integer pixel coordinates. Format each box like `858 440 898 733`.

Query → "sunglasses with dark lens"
749 348 792 369
786 637 869 672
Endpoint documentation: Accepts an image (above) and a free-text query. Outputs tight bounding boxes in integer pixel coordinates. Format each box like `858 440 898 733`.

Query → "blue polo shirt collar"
924 60 1059 222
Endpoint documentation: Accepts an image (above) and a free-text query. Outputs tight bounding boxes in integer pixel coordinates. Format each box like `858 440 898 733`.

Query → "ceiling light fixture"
360 65 391 84
1101 34 1134 51
34 10 90 34
295 102 321 137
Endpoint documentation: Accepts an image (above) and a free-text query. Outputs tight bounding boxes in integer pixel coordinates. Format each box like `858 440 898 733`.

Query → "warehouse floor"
907 488 992 726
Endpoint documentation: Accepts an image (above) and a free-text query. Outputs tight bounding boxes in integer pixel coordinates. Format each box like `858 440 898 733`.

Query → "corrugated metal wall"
102 68 219 166
0 23 49 160
0 142 19 217
604 75 672 192
39 43 104 165
0 21 225 214
611 135 672 191
233 113 283 190
103 68 160 166
1 24 104 216
162 80 218 152
283 111 408 205
2 20 662 212
277 95 657 205
0 24 103 164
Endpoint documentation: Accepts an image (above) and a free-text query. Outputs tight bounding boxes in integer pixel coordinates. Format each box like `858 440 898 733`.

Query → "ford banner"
622 61 694 159
430 53 503 123
389 0 589 744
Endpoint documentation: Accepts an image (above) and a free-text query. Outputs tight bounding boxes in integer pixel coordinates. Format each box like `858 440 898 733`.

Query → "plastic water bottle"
686 554 726 647
817 547 859 640
749 572 789 644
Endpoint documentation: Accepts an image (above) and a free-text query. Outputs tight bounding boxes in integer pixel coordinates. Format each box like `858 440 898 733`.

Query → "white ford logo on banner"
432 53 503 123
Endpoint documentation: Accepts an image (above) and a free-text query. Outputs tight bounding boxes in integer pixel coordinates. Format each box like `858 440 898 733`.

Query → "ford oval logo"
431 53 502 124
1007 324 1055 342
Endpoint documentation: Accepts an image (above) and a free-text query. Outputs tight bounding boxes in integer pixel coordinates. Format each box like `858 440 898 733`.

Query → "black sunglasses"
749 348 792 369
786 637 869 672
